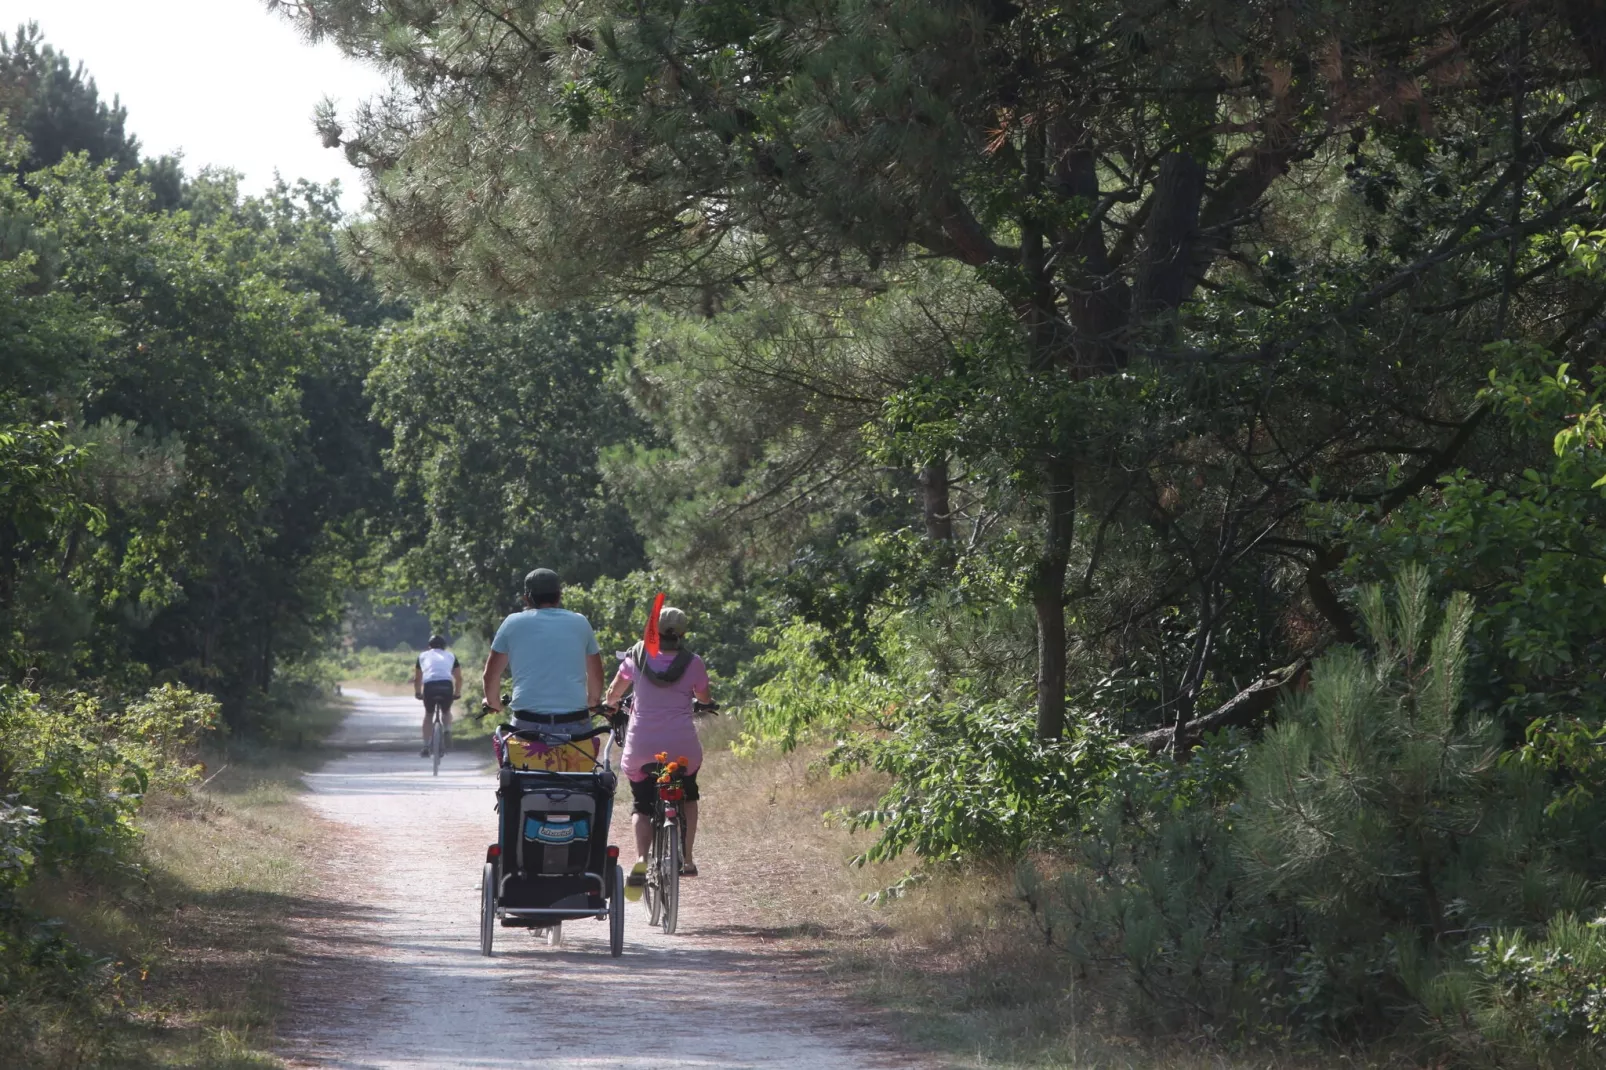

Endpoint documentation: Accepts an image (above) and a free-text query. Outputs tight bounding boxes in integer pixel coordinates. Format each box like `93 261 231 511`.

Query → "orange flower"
655 751 669 763
666 761 680 773
676 755 691 768
657 773 671 784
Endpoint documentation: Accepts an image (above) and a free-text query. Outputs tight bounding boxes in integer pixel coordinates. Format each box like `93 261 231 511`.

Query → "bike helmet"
427 634 447 649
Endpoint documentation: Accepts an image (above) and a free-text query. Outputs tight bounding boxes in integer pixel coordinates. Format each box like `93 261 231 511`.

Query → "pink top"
617 651 709 782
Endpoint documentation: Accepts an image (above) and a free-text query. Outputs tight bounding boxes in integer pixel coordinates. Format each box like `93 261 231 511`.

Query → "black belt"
511 709 589 724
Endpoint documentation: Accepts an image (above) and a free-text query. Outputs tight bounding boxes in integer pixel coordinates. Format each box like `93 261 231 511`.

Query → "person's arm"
586 652 604 708
483 650 509 711
412 658 422 699
452 662 463 699
692 658 712 705
604 669 630 706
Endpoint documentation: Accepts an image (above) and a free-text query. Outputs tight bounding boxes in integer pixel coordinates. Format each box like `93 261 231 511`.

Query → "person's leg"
633 811 652 863
682 800 698 865
628 773 655 870
420 696 434 756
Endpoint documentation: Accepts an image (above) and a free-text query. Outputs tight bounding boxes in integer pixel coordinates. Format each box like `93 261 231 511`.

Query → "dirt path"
278 689 925 1069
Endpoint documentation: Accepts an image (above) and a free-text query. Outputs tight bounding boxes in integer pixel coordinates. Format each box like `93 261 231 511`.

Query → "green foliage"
739 612 1125 864
339 644 417 687
1021 743 1255 1032
0 682 217 1065
1354 359 1606 819
739 619 905 752
1026 569 1605 1052
1460 915 1606 1060
0 145 394 722
367 305 646 632
0 22 140 174
833 701 1131 865
565 570 774 699
1236 569 1498 945
0 683 217 879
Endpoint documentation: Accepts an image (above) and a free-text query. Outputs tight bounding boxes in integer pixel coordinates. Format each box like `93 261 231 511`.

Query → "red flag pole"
643 592 665 658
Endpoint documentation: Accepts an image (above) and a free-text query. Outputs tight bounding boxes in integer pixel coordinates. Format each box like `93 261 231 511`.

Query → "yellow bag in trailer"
503 732 600 773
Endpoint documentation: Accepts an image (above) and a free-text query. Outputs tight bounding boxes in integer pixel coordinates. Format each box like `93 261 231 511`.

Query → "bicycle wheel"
661 819 681 935
609 863 625 957
431 719 444 776
480 862 495 957
645 824 663 927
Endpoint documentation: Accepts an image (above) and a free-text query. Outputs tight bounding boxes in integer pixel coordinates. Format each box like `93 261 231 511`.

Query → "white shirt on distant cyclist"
413 635 462 757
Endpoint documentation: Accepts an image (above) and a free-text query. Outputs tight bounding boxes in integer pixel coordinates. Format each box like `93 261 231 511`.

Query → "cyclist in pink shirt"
604 606 713 885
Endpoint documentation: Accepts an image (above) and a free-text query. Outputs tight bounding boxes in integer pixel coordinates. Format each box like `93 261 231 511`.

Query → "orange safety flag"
643 591 666 658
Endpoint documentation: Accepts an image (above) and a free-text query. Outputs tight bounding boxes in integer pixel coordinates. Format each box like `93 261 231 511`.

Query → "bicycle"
637 700 718 935
421 687 455 776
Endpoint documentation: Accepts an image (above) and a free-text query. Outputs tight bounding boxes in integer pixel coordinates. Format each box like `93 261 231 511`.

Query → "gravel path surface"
278 689 921 1070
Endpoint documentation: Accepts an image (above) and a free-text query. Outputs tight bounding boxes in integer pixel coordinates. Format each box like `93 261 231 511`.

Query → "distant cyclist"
413 634 462 758
604 605 713 885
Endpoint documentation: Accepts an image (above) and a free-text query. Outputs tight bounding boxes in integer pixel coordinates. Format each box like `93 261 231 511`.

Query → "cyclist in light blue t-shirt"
482 568 603 726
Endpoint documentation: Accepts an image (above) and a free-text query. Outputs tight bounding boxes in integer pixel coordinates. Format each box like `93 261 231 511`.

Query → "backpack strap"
631 642 696 686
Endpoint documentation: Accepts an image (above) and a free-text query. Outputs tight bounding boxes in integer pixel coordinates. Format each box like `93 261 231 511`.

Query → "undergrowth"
2 686 344 1069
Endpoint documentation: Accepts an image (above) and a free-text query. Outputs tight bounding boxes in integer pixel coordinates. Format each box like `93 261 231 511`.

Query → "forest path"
277 688 923 1070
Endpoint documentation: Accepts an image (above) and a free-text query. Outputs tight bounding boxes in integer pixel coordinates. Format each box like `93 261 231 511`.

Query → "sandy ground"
277 689 925 1070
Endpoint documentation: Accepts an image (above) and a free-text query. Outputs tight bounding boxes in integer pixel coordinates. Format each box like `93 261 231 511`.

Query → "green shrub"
1456 914 1606 1062
0 681 217 1065
1027 567 1604 1055
740 615 1130 864
339 644 418 685
832 700 1130 864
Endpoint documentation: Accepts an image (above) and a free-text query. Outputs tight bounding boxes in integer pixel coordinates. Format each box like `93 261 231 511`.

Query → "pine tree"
1234 566 1504 1025
0 22 140 173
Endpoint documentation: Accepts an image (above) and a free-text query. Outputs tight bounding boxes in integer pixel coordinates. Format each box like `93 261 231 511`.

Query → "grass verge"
17 694 347 1069
697 723 1363 1070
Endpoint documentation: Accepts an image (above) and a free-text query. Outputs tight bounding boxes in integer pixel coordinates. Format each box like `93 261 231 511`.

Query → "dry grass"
695 724 1388 1070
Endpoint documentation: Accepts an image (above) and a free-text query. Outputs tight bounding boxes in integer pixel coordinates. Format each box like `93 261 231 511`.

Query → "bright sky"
0 0 388 214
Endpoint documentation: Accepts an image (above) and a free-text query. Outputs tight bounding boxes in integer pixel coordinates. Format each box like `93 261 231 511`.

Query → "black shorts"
421 681 454 716
630 763 700 816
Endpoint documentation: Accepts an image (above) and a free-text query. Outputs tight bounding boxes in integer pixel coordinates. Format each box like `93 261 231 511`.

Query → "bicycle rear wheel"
479 862 495 957
431 719 444 776
645 827 663 927
609 863 625 957
661 819 680 935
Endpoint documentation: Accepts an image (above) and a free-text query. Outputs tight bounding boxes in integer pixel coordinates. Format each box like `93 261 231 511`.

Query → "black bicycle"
635 699 718 935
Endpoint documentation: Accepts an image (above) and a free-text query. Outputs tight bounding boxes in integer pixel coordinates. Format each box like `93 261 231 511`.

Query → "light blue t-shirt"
490 608 600 714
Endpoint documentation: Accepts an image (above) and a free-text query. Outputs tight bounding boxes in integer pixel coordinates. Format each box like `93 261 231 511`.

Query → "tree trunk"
1032 457 1076 739
260 616 275 694
1133 149 1207 329
919 460 953 541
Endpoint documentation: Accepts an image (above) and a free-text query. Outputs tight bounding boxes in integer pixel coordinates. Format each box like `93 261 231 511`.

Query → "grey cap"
524 568 562 600
658 606 688 636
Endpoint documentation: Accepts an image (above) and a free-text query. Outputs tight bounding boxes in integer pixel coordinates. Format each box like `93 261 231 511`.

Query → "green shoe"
623 861 646 902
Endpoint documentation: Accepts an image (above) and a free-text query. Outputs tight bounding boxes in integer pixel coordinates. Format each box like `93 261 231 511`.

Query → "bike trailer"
481 716 626 957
